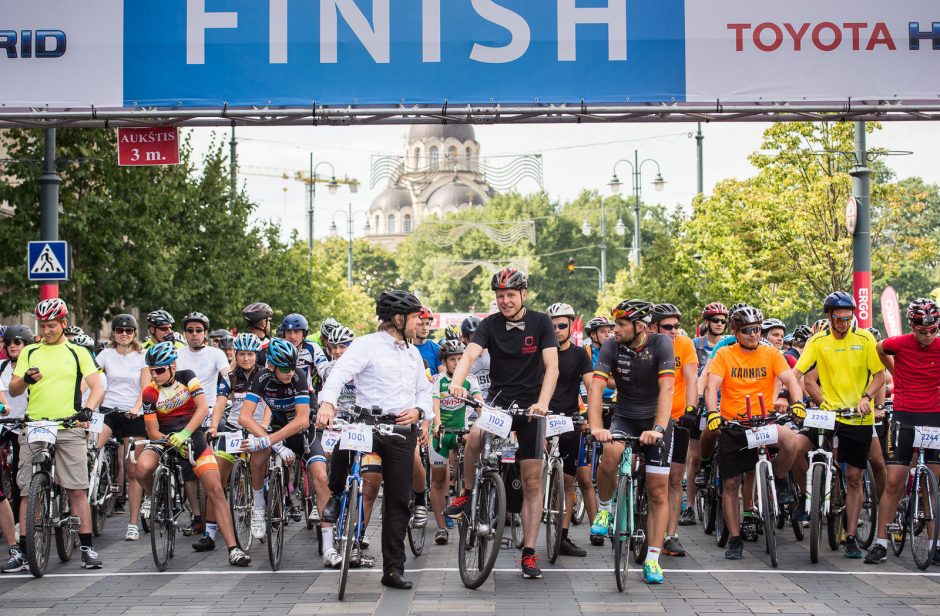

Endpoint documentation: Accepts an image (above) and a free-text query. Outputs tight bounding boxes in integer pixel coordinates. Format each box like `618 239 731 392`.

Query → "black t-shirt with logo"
594 333 675 419
472 310 559 408
550 343 593 415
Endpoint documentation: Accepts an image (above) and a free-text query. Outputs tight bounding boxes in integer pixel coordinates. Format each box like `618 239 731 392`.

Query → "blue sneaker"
845 535 862 559
643 560 664 584
590 510 612 538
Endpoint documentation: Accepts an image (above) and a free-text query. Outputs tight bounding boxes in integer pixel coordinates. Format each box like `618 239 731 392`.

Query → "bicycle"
700 439 728 547
87 410 121 537
542 414 585 563
3 415 83 578
885 426 940 570
408 440 432 557
222 430 254 552
264 438 307 571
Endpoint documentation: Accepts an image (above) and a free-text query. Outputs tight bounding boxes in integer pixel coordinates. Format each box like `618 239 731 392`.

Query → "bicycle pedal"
886 523 901 534
68 516 81 526
108 485 121 493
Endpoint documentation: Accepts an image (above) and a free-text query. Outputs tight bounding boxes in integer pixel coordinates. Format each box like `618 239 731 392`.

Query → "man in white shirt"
316 290 432 590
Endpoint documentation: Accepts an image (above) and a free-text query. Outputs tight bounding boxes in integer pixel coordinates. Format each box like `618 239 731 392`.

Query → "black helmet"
652 303 681 323
585 316 614 334
147 310 175 327
182 311 210 330
491 267 528 291
867 326 882 341
461 316 481 337
730 306 764 330
376 290 423 321
823 291 856 314
242 302 273 324
112 314 138 331
611 299 654 324
209 328 229 340
792 325 813 342
3 324 33 345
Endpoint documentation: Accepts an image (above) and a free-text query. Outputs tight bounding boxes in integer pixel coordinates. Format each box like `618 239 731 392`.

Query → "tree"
316 237 405 300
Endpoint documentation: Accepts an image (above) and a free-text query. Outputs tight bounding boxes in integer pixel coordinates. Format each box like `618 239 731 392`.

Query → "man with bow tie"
446 267 559 580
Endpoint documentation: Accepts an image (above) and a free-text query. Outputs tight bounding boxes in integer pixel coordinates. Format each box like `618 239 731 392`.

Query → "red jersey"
882 334 940 417
142 369 204 432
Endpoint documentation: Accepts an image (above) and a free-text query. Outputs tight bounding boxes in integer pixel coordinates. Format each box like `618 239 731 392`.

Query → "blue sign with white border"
28 241 70 282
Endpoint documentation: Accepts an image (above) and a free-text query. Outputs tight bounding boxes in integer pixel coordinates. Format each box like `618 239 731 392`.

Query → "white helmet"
545 303 576 319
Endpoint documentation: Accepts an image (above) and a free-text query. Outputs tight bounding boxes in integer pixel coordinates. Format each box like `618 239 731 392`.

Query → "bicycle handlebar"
128 438 195 464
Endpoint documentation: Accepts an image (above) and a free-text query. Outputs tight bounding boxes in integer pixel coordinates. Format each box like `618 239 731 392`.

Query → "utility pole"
229 124 237 202
696 123 704 195
38 128 60 300
850 122 872 328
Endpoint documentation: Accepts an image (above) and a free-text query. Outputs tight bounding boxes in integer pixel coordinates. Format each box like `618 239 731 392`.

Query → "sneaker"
864 543 887 564
323 546 342 568
228 547 251 567
125 525 140 541
844 535 862 559
559 537 586 557
360 534 370 550
643 560 665 584
321 495 341 524
81 546 103 569
191 517 205 535
140 496 151 519
434 528 449 545
590 510 612 538
933 549 940 565
694 462 711 488
663 536 686 557
724 536 744 560
521 553 542 579
412 505 428 529
192 536 215 552
741 513 759 542
0 546 27 573
678 508 696 526
113 499 126 514
250 506 266 539
308 507 320 523
444 495 470 519
775 479 794 505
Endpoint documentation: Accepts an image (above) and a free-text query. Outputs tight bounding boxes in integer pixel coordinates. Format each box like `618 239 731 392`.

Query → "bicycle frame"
335 449 366 547
805 432 834 518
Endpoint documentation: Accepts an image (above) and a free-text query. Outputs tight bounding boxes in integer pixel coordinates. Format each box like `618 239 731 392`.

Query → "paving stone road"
0 505 938 616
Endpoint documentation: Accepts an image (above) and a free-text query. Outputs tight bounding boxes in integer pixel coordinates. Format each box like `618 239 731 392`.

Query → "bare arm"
532 347 559 414
84 372 105 410
449 343 483 394
682 363 698 407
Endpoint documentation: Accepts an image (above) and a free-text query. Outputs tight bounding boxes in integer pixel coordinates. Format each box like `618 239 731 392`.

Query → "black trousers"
328 428 417 576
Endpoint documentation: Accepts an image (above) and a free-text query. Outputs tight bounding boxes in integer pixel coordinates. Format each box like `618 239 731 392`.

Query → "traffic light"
567 257 575 274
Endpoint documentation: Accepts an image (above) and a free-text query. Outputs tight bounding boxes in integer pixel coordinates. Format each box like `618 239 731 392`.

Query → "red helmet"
491 267 528 291
908 298 939 326
417 306 433 320
701 302 728 319
35 298 68 322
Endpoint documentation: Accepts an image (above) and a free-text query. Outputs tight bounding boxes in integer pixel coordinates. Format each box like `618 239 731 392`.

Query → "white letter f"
187 0 238 65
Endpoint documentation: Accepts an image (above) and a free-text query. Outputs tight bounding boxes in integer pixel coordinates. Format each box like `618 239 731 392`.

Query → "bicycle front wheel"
228 458 253 552
613 472 633 593
54 486 76 562
546 459 564 564
91 455 110 537
888 498 908 557
809 464 825 564
150 467 173 571
266 468 285 571
572 485 585 525
858 462 878 549
25 472 53 577
762 469 778 568
631 477 648 565
827 466 846 551
338 479 359 601
458 470 506 589
909 466 940 570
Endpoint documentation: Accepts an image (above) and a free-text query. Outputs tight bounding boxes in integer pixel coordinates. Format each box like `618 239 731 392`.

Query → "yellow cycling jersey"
794 326 884 425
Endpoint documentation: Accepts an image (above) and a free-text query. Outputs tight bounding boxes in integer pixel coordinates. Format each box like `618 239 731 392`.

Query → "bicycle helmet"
209 328 229 339
35 298 69 321
439 339 466 358
417 306 433 321
3 325 33 345
173 332 184 344
729 303 749 313
376 290 423 321
730 306 764 330
490 267 528 291
545 303 576 319
792 325 813 342
652 303 682 323
326 326 355 346
783 334 795 344
823 291 856 314
266 337 299 369
234 333 263 353
761 318 786 333
145 341 178 367
279 313 309 335
72 334 95 349
320 317 341 339
64 325 84 337
811 318 830 334
112 314 138 331
908 298 940 326
867 326 882 341
611 299 654 323
146 310 175 327
461 316 481 337
701 302 729 319
182 311 210 330
242 302 273 325
218 335 236 350
585 316 614 334
444 324 462 341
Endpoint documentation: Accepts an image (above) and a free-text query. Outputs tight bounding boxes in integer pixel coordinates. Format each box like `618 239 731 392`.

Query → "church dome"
370 186 413 212
426 183 486 210
408 124 477 144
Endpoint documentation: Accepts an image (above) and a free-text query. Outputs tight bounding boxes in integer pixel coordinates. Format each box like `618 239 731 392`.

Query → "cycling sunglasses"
553 323 569 330
829 315 853 323
185 328 206 334
658 323 679 331
114 327 136 335
150 366 169 375
708 318 728 325
275 365 294 374
913 323 939 333
738 325 761 335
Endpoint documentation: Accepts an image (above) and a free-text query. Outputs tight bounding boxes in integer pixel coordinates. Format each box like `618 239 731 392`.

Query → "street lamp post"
330 203 371 288
581 199 626 286
608 150 666 268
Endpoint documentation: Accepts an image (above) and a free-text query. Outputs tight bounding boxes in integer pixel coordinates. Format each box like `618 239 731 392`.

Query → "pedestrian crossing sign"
28 241 70 281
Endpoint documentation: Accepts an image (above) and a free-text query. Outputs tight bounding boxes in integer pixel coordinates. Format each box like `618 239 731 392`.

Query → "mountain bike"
133 438 194 571
885 427 940 570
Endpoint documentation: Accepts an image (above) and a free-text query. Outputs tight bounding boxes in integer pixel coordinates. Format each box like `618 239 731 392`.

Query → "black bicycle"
135 438 194 571
408 441 432 557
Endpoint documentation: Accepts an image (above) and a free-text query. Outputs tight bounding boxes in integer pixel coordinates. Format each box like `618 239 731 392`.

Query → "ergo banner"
2 0 939 109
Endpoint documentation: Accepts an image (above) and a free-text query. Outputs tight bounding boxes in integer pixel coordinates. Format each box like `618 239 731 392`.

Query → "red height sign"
117 127 180 166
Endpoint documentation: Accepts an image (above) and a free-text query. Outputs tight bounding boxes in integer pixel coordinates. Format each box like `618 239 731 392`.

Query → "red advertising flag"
854 271 873 328
117 127 180 166
881 286 903 337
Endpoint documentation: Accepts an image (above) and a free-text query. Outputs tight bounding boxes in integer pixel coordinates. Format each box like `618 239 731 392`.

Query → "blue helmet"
823 291 856 314
267 337 298 369
146 341 178 367
234 333 262 353
279 313 309 335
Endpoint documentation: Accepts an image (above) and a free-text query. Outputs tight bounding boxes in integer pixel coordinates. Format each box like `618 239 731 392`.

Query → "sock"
322 527 334 549
253 488 265 508
79 533 93 549
522 546 535 557
206 521 218 540
647 546 661 564
598 498 612 513
876 537 888 548
414 491 426 507
18 538 26 553
562 528 569 540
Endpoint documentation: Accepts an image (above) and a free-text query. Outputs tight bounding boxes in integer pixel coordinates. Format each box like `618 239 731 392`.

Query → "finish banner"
2 1 939 109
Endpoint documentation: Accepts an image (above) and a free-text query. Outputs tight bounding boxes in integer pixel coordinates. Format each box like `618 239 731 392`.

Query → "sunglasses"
185 328 205 334
553 323 569 330
610 309 629 319
708 318 728 325
739 325 761 335
150 367 169 375
114 327 136 335
913 323 939 333
658 323 679 331
829 315 853 323
155 325 172 333
275 366 294 374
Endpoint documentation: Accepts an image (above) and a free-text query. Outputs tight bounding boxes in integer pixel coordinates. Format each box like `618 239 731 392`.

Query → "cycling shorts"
558 430 590 477
509 412 545 463
103 410 148 441
672 423 689 465
609 416 673 475
432 432 459 463
798 423 872 470
717 425 786 480
884 418 940 466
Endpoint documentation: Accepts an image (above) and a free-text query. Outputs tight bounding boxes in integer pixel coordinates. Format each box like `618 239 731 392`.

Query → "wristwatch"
653 424 665 434
862 392 873 401
416 408 427 421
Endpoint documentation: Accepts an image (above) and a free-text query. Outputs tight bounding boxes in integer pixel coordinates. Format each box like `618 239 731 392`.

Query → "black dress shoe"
380 572 413 589
321 495 341 524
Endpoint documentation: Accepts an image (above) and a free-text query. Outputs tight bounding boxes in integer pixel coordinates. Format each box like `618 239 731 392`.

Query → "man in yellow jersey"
649 304 698 556
793 292 885 559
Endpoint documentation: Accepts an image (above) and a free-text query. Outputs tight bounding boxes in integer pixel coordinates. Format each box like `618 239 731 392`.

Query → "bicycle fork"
755 456 777 517
805 450 833 518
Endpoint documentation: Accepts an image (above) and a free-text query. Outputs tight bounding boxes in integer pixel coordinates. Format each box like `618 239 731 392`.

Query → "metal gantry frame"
3 101 940 129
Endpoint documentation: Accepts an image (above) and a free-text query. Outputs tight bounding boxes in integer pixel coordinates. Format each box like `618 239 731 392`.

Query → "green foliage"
316 236 405 300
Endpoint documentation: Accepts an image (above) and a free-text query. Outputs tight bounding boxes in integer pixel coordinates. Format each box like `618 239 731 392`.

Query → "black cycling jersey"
594 333 675 420
550 343 592 415
245 368 310 427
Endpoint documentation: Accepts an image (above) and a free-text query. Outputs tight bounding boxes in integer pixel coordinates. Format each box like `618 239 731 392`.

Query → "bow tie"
395 340 407 350
506 320 526 331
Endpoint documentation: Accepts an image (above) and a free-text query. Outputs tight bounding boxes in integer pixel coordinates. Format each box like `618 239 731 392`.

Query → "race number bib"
477 408 512 439
340 424 373 453
321 429 342 454
26 421 58 445
914 426 940 450
545 415 574 437
803 409 836 431
745 425 778 449
223 432 245 454
88 412 106 434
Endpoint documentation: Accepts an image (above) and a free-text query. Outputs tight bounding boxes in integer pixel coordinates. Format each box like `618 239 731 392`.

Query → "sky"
186 121 940 243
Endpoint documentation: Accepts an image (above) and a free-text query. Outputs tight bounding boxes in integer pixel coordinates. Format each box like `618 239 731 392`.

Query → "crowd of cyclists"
0 266 938 592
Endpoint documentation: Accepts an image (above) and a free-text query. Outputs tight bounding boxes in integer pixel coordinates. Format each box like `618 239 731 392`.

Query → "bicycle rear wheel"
91 455 110 537
572 486 585 525
228 458 253 551
458 470 506 589
150 467 173 571
827 466 845 551
613 473 633 593
702 483 717 536
545 459 564 564
54 486 76 562
762 469 778 568
809 464 825 564
888 498 908 557
25 472 52 577
266 468 285 571
338 479 359 601
858 463 878 549
631 476 648 565
909 467 940 570
408 448 431 557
